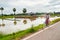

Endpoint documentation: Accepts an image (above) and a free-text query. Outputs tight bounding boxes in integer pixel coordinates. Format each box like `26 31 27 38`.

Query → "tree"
0 7 5 26
13 8 17 25
0 7 4 18
22 8 27 24
13 8 16 16
0 7 4 11
23 8 27 14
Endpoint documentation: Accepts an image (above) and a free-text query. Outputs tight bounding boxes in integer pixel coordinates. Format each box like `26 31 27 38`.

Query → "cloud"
8 0 50 6
0 0 60 14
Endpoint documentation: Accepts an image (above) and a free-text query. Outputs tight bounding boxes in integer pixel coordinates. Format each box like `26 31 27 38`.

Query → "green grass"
0 16 14 19
50 18 60 25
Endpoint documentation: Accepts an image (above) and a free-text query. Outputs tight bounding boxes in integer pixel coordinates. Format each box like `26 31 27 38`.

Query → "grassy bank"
0 18 60 40
50 18 60 25
0 16 14 19
0 24 45 40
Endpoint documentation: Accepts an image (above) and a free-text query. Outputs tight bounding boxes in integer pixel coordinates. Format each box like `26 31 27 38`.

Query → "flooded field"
0 17 60 34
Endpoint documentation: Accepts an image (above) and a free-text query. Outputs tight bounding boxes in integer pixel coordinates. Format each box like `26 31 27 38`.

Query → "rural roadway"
22 21 60 40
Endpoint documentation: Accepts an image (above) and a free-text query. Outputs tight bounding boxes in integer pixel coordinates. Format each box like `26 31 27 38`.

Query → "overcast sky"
0 0 60 14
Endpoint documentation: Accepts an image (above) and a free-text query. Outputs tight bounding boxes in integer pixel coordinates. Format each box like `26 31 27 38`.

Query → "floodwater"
0 17 60 34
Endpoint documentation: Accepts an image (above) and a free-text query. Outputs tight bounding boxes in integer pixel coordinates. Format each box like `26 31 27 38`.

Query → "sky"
0 0 60 14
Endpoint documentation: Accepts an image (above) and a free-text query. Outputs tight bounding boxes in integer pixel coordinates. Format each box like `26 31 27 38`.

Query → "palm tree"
13 8 17 25
13 8 16 17
23 8 27 14
0 7 4 19
0 7 5 26
22 8 27 24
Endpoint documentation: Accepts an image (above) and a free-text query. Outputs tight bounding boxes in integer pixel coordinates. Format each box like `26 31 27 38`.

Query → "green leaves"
0 7 4 10
23 8 27 13
13 8 16 12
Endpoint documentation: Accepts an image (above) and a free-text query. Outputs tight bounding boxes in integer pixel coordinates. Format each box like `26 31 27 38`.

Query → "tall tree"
13 8 17 25
0 7 4 19
13 8 16 17
0 7 5 26
23 8 27 14
22 8 27 24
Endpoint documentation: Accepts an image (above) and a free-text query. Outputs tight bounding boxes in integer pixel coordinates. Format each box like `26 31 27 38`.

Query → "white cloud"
0 0 60 14
8 0 50 6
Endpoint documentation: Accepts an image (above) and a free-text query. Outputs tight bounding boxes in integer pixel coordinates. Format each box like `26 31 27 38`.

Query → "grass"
0 16 14 19
49 18 60 25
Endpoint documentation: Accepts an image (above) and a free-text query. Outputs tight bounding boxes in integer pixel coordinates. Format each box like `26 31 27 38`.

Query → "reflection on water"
0 17 60 34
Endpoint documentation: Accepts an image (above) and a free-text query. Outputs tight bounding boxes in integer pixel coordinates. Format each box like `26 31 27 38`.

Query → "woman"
45 13 50 26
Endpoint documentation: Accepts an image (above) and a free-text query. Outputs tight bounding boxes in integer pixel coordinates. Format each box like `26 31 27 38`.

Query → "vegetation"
13 8 17 25
0 7 4 19
0 18 60 40
13 8 16 17
0 12 60 19
23 8 27 14
0 15 14 19
0 7 5 26
0 7 60 40
0 24 45 40
50 18 60 25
